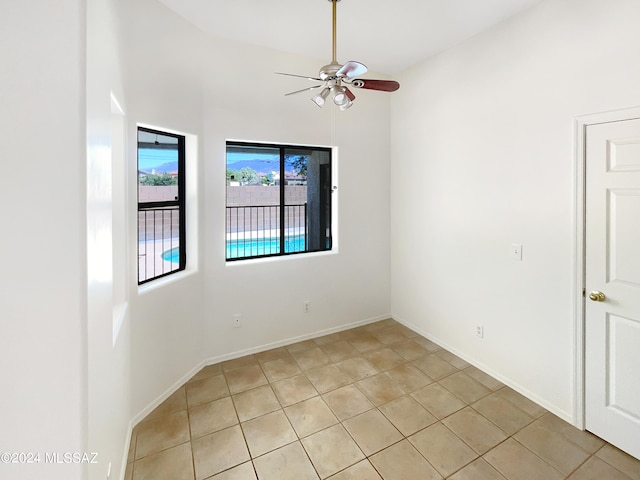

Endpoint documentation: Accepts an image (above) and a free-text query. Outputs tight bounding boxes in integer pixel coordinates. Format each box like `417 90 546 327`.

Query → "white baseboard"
121 358 206 479
200 313 391 368
121 312 392 479
391 314 574 425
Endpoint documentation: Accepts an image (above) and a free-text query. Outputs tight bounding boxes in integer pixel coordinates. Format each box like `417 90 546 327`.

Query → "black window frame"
226 141 333 262
137 126 186 284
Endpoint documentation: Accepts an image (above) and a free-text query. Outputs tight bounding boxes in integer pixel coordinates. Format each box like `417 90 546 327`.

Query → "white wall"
204 104 391 358
390 0 640 422
116 0 208 421
86 0 133 479
202 40 392 359
0 1 87 478
117 0 391 429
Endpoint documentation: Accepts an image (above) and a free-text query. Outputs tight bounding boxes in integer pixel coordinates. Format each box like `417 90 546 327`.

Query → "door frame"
573 105 640 430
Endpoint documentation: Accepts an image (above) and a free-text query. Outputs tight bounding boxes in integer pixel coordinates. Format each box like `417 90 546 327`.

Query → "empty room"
2 0 639 479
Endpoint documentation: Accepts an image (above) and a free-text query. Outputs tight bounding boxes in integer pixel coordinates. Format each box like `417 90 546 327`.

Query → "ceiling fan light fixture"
312 87 330 107
332 86 349 106
339 99 353 111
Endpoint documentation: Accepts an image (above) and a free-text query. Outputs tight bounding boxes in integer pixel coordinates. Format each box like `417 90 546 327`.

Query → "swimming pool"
227 234 306 258
161 235 306 262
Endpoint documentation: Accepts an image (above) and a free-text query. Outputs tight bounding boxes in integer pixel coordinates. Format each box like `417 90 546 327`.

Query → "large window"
226 142 332 261
138 127 186 284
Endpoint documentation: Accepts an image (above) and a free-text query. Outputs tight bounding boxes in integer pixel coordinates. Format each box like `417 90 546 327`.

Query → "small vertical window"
137 127 185 284
226 142 332 261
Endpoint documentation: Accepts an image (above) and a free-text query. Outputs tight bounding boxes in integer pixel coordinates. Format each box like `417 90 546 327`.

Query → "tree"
261 173 274 185
239 167 259 184
139 172 177 186
288 155 307 178
226 167 259 185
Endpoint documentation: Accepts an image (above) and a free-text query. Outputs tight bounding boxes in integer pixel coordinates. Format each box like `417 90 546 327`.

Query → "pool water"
161 235 306 262
227 234 306 258
161 247 181 263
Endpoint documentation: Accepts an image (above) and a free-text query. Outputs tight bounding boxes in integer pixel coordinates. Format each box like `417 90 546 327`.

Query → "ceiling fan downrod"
331 0 340 64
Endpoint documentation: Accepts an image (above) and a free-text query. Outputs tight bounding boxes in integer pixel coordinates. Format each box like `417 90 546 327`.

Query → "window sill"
137 268 197 295
225 249 338 267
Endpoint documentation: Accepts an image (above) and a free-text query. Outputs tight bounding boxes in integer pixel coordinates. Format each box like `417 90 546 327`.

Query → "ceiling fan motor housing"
319 62 342 82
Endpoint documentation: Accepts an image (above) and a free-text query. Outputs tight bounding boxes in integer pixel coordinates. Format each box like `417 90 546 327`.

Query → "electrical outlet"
304 301 311 313
475 325 484 338
233 314 242 328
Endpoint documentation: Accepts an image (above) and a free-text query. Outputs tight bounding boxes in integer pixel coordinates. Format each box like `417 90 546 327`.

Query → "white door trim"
573 105 640 430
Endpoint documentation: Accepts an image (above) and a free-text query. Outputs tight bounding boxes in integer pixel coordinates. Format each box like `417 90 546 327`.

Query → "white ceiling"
157 0 543 74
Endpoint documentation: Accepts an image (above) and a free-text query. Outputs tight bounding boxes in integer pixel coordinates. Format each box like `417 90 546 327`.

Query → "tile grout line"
180 385 197 480
229 360 262 479
127 320 639 480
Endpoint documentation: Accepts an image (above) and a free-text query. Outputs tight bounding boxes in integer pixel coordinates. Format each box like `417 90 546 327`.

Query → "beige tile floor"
125 319 640 480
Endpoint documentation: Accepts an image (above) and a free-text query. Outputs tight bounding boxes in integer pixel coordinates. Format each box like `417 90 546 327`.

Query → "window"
226 142 332 261
137 127 186 284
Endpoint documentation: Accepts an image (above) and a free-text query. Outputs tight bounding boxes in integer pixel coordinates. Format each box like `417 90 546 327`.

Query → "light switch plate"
511 244 522 261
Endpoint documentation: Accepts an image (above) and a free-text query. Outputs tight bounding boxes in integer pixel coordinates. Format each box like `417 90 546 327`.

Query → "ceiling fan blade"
336 61 367 79
275 72 323 82
344 87 356 102
285 85 324 96
351 79 400 92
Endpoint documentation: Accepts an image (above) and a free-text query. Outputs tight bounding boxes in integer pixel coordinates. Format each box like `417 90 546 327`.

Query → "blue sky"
139 149 287 170
138 148 177 171
226 151 278 166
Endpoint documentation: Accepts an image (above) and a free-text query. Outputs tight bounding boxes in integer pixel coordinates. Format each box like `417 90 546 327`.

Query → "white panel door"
585 118 640 460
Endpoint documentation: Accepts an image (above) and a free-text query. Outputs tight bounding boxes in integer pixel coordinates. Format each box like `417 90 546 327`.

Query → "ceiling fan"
276 0 400 110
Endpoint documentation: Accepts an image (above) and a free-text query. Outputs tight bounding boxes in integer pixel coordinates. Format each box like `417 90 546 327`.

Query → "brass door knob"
589 291 606 302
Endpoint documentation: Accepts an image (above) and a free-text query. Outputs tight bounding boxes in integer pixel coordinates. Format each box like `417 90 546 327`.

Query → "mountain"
141 161 178 174
227 159 279 174
227 159 296 175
